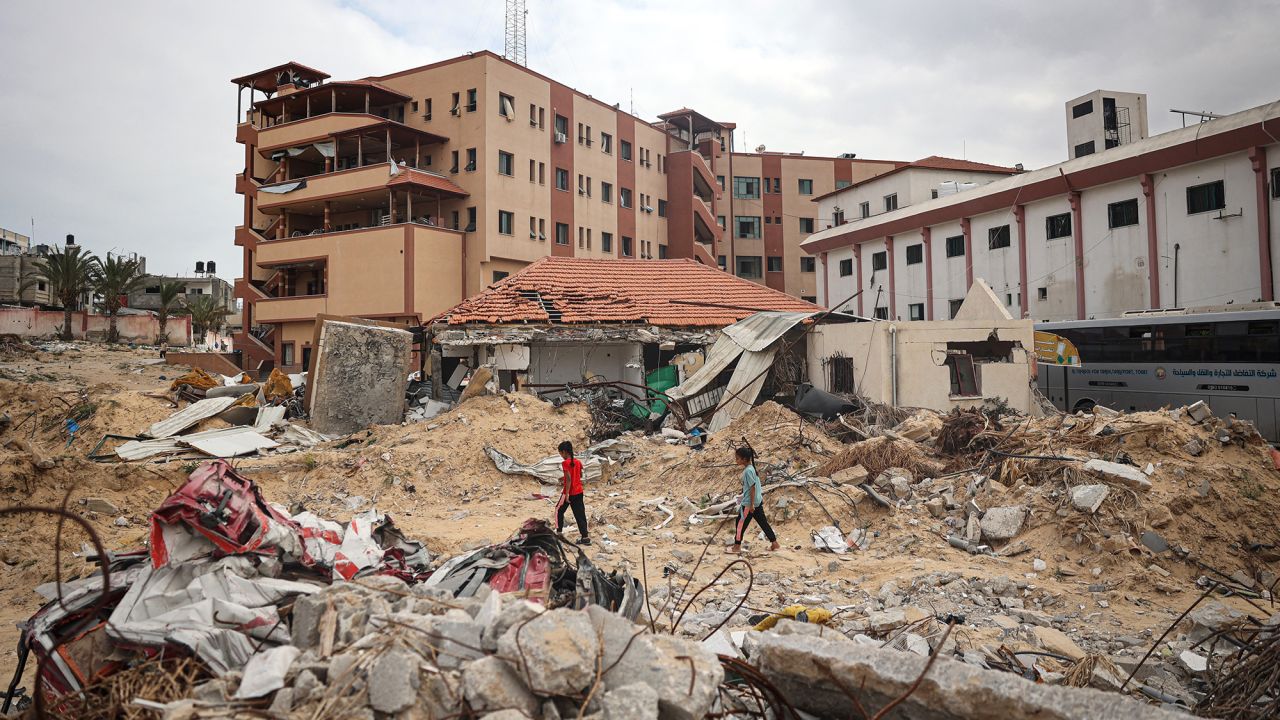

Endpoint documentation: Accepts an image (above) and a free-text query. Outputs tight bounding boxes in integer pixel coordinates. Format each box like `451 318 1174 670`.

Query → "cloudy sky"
1 0 1276 277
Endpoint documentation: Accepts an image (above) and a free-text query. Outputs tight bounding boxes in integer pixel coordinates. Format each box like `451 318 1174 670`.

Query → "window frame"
601 232 613 253
620 140 633 161
465 88 477 112
736 255 763 279
555 167 569 192
555 222 569 245
767 256 783 273
497 150 514 176
620 187 633 209
799 217 815 234
732 176 761 199
1186 180 1226 215
871 251 887 271
497 210 514 235
859 201 870 219
498 92 514 118
1107 198 1140 229
884 193 898 212
735 215 762 239
838 258 853 277
1045 212 1072 240
988 224 1011 250
908 303 924 321
798 178 814 195
800 256 816 273
945 234 965 258
905 244 923 265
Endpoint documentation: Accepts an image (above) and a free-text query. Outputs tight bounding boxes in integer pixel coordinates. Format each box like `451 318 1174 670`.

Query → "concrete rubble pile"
3 461 641 716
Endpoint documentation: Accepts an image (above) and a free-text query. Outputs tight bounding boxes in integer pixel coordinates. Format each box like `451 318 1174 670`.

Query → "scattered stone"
923 497 946 518
1186 400 1211 423
114 516 129 527
831 465 869 485
889 476 912 500
1032 626 1086 661
1177 650 1208 675
1032 558 1047 572
1070 484 1109 514
980 506 1026 542
1148 504 1174 528
867 608 906 633
1184 438 1206 457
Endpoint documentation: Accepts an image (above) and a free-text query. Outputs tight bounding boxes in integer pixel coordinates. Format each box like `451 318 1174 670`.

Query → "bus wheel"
1072 399 1096 414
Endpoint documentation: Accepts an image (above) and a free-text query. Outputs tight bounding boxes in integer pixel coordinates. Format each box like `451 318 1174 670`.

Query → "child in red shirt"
555 440 590 545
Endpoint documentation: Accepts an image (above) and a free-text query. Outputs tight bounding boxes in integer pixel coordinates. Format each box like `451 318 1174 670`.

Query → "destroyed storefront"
427 256 822 433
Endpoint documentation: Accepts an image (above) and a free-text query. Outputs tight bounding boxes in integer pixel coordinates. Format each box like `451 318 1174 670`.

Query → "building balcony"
693 197 720 244
256 164 466 216
255 113 401 154
253 294 330 324
246 80 411 130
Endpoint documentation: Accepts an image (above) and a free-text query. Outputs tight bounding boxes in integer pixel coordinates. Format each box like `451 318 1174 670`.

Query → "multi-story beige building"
231 53 899 373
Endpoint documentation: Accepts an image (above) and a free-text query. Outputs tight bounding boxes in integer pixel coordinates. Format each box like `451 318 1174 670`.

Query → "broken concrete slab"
1033 626 1086 661
497 607 599 696
1070 484 1109 514
367 647 420 714
753 632 1185 720
1083 459 1152 491
307 317 413 436
601 682 659 720
464 655 539 716
980 506 1027 542
831 464 869 485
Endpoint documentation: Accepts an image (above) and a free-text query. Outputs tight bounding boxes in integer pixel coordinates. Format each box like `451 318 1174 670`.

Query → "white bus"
1036 304 1280 441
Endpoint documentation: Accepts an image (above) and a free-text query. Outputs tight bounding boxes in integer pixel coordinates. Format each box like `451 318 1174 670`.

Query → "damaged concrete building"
807 279 1039 413
428 256 820 402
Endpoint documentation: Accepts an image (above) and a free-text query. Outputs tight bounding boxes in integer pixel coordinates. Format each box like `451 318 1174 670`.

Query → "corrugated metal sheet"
253 406 287 433
145 396 238 439
115 437 182 461
708 347 778 432
178 427 278 458
668 312 814 401
722 312 815 352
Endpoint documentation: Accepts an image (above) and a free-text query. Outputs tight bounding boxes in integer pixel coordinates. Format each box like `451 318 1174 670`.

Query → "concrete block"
980 506 1026 541
497 607 599 696
464 655 538 716
1083 459 1152 491
602 682 659 720
753 633 1185 720
367 647 419 714
1070 484 1109 514
308 319 413 436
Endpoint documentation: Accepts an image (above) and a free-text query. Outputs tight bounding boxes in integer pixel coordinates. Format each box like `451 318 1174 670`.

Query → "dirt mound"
815 435 945 479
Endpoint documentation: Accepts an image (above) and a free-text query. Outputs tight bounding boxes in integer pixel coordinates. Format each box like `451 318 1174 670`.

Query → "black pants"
735 505 777 544
556 493 588 538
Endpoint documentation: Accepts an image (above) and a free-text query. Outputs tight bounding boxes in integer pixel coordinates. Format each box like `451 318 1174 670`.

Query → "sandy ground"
1 341 1278 701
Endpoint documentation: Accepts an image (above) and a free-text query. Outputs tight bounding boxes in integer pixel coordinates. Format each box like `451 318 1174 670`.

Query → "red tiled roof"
810 155 1019 201
386 168 469 197
437 257 821 327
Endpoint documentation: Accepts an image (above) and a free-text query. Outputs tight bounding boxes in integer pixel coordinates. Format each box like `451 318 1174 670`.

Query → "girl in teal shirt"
728 446 779 554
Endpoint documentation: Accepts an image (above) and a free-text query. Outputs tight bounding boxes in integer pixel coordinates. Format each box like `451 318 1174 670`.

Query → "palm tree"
185 294 231 344
155 280 186 345
94 255 147 344
21 245 98 340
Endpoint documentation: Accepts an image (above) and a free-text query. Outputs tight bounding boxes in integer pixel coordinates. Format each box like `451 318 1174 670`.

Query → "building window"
492 271 509 283
716 175 725 190
1108 199 1140 228
620 187 633 208
465 207 477 232
622 236 633 256
451 91 460 115
945 353 978 395
1186 180 1226 214
658 199 667 217
802 295 817 303
1074 141 1096 158
945 235 965 257
538 218 545 240
1046 212 1072 239
931 189 939 199
1072 100 1094 118
799 217 814 233
765 216 772 225
909 303 924 321
538 162 545 185
871 251 887 271
1038 287 1048 300
884 194 898 212
836 180 851 189
601 232 613 252
798 178 814 195
838 258 853 276
733 176 760 199
528 159 536 181
498 151 514 176
800 257 815 273
555 222 569 245
529 217 537 239
498 210 513 235
499 93 514 118
873 307 889 320
772 178 781 194
859 202 870 219
37 281 46 291
554 114 568 137
451 210 460 230
281 343 295 367
450 150 459 173
658 244 668 259
717 255 727 269
601 133 613 154
601 182 613 203
529 103 538 126
620 140 632 160
555 168 569 191
1272 168 1280 198
466 88 477 112
423 98 432 120
717 215 726 229
988 224 1011 249
465 147 477 172
949 299 964 319
735 216 761 238
767 256 783 273
736 256 762 279
906 244 923 264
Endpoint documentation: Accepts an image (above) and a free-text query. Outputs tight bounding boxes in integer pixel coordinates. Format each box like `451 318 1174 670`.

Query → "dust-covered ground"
2 341 1279 708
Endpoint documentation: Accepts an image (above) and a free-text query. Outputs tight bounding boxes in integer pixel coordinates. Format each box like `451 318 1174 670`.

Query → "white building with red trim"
802 99 1280 322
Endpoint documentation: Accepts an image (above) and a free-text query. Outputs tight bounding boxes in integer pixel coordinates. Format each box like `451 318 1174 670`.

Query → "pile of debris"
97 368 324 462
4 461 640 715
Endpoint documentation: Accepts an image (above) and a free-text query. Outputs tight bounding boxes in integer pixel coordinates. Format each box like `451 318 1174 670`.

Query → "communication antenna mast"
504 0 528 67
